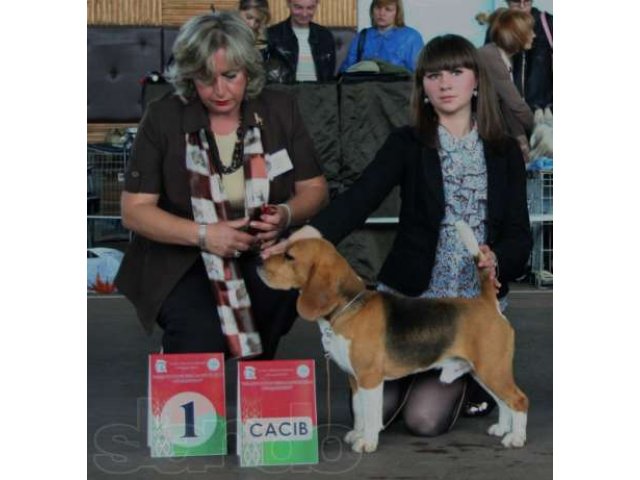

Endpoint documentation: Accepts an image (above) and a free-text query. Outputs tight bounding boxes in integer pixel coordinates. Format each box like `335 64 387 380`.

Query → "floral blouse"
424 124 488 299
379 124 489 302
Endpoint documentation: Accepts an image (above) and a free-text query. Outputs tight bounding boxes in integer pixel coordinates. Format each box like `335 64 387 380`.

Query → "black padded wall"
87 27 163 122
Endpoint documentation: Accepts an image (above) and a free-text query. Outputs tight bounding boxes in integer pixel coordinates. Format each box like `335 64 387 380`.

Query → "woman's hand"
478 245 502 290
260 225 322 259
247 204 289 250
202 218 256 258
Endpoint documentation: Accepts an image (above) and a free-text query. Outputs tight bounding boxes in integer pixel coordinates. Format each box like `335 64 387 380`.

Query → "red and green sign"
237 359 318 467
148 353 226 457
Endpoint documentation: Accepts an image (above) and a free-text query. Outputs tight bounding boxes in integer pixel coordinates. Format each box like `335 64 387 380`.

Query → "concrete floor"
87 285 552 479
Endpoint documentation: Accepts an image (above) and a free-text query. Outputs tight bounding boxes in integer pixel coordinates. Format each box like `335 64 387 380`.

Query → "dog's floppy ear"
297 263 339 320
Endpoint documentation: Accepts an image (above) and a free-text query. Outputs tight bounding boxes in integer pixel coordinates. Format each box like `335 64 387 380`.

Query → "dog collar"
328 290 367 325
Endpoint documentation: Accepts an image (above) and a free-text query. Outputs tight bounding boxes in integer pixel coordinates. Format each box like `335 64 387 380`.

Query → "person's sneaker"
461 398 496 417
461 375 497 417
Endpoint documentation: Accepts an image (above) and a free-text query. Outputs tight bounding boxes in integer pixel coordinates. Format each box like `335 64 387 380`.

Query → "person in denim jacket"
340 0 423 73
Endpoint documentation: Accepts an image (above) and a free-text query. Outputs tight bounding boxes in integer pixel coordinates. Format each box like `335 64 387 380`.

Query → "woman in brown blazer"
115 13 328 359
477 8 535 160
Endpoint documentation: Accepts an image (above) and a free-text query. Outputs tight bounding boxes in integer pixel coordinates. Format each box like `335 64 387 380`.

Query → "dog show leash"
322 288 434 438
324 352 333 439
323 289 367 440
328 290 367 325
321 288 428 437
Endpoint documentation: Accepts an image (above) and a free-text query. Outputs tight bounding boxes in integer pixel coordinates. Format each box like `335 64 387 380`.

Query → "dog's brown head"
259 238 365 320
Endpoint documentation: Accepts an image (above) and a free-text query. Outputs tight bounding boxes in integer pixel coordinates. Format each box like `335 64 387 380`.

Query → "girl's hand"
478 244 502 290
260 225 322 259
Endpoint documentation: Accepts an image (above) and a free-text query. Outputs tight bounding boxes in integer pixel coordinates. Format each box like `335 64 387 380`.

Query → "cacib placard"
237 359 318 467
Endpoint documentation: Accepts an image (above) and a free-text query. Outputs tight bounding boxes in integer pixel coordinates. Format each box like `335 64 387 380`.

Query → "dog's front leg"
351 382 383 453
344 376 364 445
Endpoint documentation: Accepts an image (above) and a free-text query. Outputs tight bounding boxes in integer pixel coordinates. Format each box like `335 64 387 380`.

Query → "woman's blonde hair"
369 0 405 28
410 34 506 148
487 8 535 55
239 0 271 43
166 12 265 99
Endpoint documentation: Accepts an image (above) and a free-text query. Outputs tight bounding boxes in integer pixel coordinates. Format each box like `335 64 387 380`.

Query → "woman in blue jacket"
340 0 424 73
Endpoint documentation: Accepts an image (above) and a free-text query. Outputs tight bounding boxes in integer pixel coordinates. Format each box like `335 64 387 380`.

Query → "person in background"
115 13 328 359
492 0 552 110
266 34 531 436
238 0 271 51
340 0 423 73
478 8 535 161
266 0 336 83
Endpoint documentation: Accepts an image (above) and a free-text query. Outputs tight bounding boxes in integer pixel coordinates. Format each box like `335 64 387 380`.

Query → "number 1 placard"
148 353 226 457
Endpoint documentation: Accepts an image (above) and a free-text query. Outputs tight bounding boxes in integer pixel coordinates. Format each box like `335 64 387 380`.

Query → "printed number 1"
181 401 197 438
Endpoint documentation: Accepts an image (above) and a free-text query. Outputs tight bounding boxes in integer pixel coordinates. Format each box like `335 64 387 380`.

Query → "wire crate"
87 215 129 248
87 144 129 215
88 143 131 247
527 170 553 286
527 170 553 216
530 221 553 286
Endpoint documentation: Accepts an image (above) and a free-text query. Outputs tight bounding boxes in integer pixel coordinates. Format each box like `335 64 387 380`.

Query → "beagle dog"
258 227 528 453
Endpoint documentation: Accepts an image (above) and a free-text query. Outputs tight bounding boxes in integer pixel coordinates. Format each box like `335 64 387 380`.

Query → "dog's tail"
455 221 497 298
455 221 484 262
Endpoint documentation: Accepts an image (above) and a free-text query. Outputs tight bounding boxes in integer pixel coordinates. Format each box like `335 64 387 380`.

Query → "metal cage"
87 143 130 247
527 170 553 286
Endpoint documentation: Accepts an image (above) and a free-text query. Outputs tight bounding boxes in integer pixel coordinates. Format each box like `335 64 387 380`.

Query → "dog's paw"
344 430 362 445
351 436 378 453
488 423 510 437
501 432 526 448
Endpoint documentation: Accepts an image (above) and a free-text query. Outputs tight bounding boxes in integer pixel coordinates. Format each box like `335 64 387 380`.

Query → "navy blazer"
311 126 532 298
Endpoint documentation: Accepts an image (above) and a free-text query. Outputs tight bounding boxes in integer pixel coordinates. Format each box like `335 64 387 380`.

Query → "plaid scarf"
185 125 268 358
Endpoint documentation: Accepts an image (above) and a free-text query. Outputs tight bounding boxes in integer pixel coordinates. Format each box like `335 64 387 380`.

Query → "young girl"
266 34 531 436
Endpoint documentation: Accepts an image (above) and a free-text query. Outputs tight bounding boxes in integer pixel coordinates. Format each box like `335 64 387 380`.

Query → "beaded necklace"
218 117 244 175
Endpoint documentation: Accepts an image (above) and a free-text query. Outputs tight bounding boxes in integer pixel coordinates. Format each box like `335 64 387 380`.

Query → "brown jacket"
478 43 534 138
115 89 323 333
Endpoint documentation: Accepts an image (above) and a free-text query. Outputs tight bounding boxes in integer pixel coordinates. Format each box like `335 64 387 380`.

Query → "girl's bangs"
422 49 476 74
419 35 478 74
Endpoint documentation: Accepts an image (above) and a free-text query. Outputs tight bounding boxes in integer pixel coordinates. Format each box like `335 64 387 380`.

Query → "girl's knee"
403 410 451 437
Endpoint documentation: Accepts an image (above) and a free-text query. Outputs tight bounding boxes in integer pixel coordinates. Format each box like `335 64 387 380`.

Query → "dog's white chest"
318 320 355 376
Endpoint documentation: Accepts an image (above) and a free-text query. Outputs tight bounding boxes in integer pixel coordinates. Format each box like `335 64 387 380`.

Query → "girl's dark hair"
410 34 506 149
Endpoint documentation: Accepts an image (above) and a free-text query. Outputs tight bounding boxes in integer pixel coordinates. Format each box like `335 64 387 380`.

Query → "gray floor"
88 285 552 479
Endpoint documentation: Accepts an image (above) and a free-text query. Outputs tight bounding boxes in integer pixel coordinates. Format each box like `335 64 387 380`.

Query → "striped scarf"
185 125 269 358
